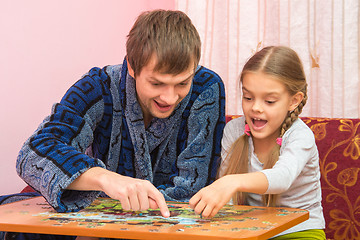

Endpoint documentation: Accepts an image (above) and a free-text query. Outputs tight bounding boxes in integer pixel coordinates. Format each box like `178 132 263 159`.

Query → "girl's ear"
288 92 304 112
126 57 135 78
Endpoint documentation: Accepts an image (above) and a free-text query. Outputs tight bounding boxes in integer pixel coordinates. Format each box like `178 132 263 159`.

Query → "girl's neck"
252 137 277 164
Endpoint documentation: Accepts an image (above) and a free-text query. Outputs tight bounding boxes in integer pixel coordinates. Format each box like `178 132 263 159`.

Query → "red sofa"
226 115 360 240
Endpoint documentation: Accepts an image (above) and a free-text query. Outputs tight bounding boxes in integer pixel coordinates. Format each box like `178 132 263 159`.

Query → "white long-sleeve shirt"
220 116 325 236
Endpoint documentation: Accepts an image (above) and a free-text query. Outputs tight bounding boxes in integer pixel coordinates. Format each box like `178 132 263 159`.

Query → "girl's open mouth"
252 118 267 130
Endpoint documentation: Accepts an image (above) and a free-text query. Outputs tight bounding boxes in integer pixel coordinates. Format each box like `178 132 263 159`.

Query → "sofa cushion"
302 117 360 240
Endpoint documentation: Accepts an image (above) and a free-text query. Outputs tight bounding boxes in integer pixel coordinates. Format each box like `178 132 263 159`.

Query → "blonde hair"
223 46 308 206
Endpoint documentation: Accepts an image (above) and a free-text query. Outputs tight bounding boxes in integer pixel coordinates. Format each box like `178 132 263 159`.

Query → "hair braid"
280 86 307 138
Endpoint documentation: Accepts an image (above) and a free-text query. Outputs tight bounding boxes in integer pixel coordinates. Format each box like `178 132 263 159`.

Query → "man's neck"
144 115 153 129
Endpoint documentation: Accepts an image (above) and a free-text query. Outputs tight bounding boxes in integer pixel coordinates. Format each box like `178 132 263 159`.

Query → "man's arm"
17 69 111 212
16 68 110 212
17 66 170 215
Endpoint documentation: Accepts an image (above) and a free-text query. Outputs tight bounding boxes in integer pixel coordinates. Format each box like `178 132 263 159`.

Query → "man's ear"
289 92 304 112
126 57 135 78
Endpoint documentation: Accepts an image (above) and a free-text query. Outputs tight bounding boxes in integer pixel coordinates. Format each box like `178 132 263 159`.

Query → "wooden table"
0 197 308 240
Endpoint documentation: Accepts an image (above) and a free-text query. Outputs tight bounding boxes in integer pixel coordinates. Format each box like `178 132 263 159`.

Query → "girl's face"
242 72 302 143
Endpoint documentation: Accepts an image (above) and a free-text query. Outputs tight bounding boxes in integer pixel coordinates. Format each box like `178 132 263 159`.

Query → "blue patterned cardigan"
16 59 226 213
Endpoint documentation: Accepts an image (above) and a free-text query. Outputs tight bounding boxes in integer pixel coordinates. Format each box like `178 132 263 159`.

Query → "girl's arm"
189 171 268 218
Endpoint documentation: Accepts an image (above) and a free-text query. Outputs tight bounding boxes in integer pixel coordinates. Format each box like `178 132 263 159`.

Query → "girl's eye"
243 96 252 101
266 100 276 104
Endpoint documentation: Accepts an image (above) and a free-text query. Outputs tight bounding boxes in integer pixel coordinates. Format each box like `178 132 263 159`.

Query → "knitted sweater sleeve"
16 67 112 212
161 67 226 201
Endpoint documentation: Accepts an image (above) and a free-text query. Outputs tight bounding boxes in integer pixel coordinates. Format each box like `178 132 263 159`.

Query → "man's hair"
126 10 201 77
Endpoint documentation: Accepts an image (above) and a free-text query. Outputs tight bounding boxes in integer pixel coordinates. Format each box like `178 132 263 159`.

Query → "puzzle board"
0 197 308 240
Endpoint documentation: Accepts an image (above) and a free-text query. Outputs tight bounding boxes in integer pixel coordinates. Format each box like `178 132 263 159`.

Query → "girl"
189 46 325 239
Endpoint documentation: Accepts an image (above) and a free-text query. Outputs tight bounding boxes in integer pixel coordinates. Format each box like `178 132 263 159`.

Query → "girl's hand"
189 175 238 218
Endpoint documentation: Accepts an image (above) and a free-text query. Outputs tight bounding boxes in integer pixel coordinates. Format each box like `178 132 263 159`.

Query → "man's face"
128 56 194 126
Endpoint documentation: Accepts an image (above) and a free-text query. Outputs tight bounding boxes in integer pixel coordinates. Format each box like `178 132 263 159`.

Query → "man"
6 9 225 239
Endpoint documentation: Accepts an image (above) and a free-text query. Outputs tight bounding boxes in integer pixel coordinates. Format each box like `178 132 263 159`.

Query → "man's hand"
67 167 170 218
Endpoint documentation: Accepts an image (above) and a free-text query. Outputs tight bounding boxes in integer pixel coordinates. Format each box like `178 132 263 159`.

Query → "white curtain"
176 0 360 118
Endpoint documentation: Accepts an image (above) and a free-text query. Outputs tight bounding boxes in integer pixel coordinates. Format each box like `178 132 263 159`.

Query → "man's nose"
160 86 179 105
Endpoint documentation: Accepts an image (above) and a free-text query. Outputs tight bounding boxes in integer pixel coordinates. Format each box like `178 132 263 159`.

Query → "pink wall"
0 0 175 195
